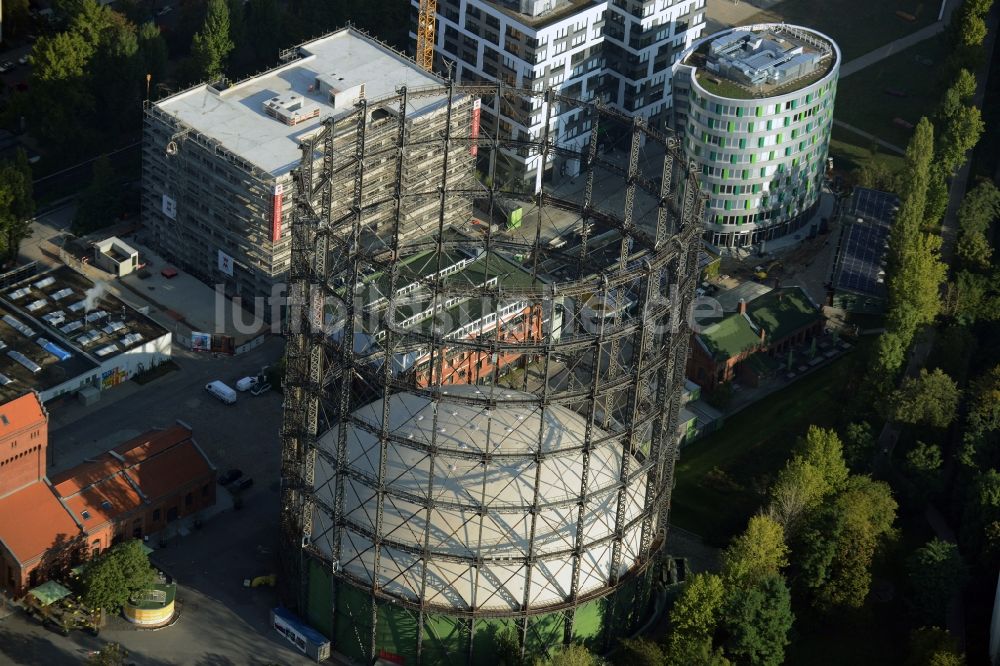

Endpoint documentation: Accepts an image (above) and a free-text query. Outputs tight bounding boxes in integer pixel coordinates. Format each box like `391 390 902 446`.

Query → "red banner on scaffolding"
470 99 481 157
271 183 284 242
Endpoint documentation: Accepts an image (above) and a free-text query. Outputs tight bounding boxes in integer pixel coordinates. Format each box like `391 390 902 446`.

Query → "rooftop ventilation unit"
77 330 101 347
32 277 55 290
7 287 30 300
120 332 143 347
7 350 41 373
51 288 74 301
2 314 34 338
95 344 120 357
262 93 320 126
42 311 66 326
26 299 47 312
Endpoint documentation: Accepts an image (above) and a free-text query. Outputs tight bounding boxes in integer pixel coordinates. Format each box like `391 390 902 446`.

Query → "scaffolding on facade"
279 82 706 664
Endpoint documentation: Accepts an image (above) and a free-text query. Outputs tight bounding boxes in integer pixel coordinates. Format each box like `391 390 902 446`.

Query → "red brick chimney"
738 298 747 315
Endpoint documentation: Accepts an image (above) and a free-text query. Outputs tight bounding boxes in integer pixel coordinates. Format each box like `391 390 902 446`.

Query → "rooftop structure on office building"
277 85 706 664
672 24 840 248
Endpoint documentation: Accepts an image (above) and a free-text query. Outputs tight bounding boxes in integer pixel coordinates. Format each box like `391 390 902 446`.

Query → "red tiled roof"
52 425 211 516
61 474 142 527
128 441 212 500
0 481 79 564
114 425 192 466
0 392 46 435
50 458 121 497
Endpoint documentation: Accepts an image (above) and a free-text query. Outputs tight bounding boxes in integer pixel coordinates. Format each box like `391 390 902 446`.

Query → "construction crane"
416 0 437 72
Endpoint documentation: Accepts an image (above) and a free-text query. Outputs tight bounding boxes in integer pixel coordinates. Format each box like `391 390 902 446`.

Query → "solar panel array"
834 189 899 296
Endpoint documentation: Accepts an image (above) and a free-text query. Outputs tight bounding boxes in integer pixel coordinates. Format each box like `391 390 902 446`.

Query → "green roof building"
688 286 822 389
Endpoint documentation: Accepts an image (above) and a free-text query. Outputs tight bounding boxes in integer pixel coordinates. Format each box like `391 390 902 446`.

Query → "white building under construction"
142 28 477 306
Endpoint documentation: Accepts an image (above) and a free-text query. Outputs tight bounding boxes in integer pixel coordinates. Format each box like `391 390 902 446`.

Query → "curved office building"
673 24 840 248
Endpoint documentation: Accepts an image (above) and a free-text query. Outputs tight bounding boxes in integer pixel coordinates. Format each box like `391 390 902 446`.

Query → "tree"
1 0 32 39
843 421 875 470
798 426 850 490
0 151 35 263
666 573 725 663
906 540 968 625
191 0 234 81
904 441 943 494
937 70 977 125
494 624 525 666
888 234 947 328
889 117 934 263
74 156 120 234
956 182 1000 270
90 11 143 135
956 231 993 270
891 369 960 428
720 574 794 666
967 365 1000 437
721 515 788 589
536 644 598 666
246 0 282 69
767 458 831 535
70 0 118 51
853 161 900 193
138 22 169 97
618 638 667 666
795 476 897 610
81 540 156 613
905 627 966 666
961 469 1000 561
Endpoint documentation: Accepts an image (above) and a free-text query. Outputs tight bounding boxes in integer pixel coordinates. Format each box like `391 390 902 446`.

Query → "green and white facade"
672 24 840 248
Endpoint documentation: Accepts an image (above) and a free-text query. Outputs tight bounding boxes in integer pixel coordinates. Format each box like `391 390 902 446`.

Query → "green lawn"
828 125 907 176
835 36 950 148
742 0 937 62
670 340 872 546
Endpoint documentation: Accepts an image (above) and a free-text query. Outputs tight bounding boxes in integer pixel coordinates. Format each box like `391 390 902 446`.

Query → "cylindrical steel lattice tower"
279 82 705 664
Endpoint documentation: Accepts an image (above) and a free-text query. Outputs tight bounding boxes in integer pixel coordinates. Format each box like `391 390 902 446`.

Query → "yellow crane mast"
416 0 437 72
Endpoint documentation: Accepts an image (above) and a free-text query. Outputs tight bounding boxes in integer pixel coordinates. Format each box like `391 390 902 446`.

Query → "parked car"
18 55 29 66
205 380 237 404
0 62 13 73
218 469 243 486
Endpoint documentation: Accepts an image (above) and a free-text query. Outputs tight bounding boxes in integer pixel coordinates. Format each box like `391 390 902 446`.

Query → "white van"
205 380 237 404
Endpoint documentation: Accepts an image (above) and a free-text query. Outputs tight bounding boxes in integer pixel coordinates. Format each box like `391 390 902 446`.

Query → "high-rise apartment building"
413 0 706 189
672 24 840 247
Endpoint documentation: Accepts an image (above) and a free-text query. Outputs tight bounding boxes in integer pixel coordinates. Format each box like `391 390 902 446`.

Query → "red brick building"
414 304 545 387
50 425 217 559
0 392 216 597
687 287 824 390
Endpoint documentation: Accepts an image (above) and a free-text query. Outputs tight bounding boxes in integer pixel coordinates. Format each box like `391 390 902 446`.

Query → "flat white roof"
154 28 446 177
